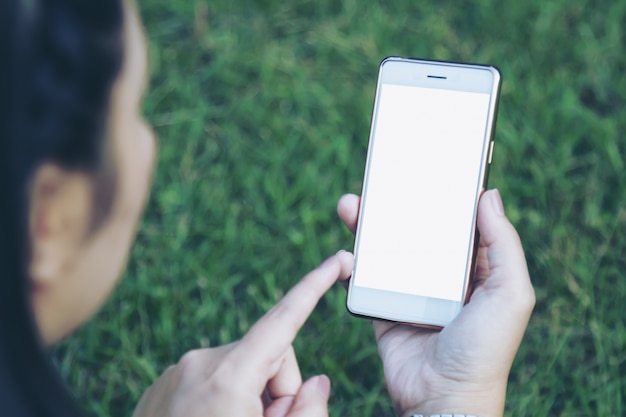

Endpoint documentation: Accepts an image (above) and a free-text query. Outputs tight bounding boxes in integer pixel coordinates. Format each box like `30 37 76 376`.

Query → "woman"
0 1 535 416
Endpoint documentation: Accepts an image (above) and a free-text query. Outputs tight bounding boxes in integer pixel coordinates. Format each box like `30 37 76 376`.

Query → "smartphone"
347 57 501 328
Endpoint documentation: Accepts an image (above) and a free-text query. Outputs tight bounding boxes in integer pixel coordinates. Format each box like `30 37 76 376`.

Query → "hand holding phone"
338 190 535 417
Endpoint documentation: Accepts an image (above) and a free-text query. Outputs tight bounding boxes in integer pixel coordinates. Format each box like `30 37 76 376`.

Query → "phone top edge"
383 56 501 73
380 56 502 82
379 57 500 95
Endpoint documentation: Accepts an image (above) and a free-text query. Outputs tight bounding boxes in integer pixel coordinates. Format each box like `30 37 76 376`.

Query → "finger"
337 193 360 234
264 396 296 417
235 254 353 384
475 189 535 313
285 375 330 417
335 250 353 285
266 345 302 400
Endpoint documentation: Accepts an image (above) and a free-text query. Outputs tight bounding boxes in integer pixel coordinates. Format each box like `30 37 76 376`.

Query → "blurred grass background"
54 0 626 416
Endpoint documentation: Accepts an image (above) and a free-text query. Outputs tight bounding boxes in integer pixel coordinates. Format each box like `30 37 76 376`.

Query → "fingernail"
315 374 331 399
491 189 505 217
336 249 346 255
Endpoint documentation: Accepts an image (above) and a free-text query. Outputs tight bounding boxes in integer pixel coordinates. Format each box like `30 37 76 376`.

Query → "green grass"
54 0 626 416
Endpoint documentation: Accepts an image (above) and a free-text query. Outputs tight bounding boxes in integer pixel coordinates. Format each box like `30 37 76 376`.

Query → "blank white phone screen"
354 83 491 301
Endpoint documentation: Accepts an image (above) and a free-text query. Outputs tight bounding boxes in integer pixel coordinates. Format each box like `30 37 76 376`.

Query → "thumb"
285 375 331 417
476 189 535 313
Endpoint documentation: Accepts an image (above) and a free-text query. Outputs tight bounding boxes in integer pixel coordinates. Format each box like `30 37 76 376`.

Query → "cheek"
47 120 158 343
31 218 143 345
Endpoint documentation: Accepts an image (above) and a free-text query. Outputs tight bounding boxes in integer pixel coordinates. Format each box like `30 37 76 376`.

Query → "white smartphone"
347 57 501 328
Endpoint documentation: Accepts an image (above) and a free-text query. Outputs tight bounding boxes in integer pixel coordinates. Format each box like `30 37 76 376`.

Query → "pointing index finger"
235 252 353 384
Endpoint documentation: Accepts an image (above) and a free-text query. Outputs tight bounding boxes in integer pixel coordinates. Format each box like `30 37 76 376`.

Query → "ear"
29 163 94 288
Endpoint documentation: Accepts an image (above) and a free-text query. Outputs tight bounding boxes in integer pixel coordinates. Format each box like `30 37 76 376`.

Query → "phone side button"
487 141 495 164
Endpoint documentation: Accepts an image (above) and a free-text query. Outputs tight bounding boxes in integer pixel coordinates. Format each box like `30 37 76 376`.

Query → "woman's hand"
337 190 535 417
133 252 354 417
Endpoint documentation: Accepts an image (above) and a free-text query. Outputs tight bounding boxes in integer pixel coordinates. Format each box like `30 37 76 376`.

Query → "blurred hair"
0 0 124 415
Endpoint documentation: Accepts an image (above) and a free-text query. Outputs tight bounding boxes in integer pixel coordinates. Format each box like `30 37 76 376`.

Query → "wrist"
401 404 503 417
411 414 478 417
398 388 505 417
401 401 503 417
403 410 500 417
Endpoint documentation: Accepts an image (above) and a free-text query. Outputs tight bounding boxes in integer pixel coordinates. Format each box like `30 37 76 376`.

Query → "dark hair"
0 0 124 415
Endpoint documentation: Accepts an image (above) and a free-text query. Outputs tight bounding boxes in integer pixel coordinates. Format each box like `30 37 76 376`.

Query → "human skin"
337 189 535 417
132 252 354 417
